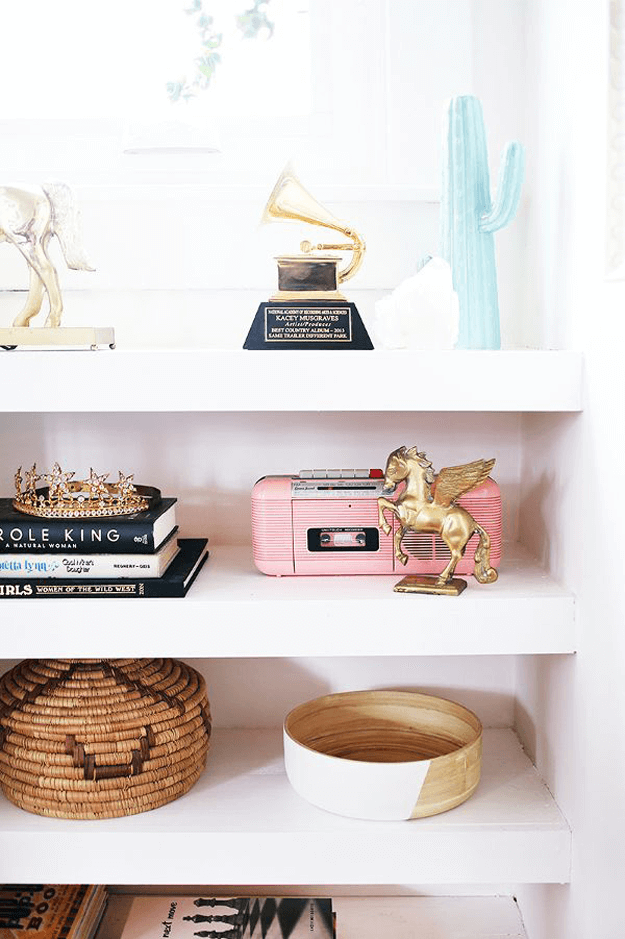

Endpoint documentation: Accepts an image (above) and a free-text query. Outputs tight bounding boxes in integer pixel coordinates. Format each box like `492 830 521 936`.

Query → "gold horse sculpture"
0 183 94 329
377 446 498 587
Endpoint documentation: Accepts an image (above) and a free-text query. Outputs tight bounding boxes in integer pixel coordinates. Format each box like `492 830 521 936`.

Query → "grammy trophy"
244 165 373 349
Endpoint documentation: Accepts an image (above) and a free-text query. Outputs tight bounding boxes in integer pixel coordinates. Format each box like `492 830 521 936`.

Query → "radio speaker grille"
401 532 435 559
251 501 293 563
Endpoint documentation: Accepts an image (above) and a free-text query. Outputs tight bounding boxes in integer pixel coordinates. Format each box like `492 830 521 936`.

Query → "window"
0 1 518 193
0 0 312 121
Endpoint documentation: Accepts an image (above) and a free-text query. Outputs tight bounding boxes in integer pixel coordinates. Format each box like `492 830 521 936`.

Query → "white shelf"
0 545 575 658
0 728 570 885
0 349 582 412
310 897 527 938
100 895 527 939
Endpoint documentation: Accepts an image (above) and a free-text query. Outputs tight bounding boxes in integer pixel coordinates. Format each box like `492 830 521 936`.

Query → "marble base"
0 327 115 350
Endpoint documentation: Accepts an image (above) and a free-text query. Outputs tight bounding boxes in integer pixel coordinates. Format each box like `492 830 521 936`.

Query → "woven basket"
0 658 211 819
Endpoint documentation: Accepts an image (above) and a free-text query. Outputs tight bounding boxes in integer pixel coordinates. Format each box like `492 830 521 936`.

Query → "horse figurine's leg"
394 524 409 566
7 232 63 329
436 541 465 584
438 510 473 584
12 265 45 327
30 235 63 328
378 498 410 566
377 497 397 536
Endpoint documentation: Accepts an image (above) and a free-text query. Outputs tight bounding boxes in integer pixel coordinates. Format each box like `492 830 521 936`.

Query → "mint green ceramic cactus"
440 96 524 349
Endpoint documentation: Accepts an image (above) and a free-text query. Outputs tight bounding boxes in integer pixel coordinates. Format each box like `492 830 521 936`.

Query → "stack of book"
0 884 107 939
0 495 208 599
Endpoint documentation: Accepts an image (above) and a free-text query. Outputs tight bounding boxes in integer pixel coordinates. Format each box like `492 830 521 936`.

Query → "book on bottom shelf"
0 497 177 554
0 884 107 939
116 895 335 939
0 538 208 598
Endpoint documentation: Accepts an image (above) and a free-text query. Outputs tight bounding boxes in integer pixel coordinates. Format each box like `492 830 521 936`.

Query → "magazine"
119 895 334 939
0 884 107 939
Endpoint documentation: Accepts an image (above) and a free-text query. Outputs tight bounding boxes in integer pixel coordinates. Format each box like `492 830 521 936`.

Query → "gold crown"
13 463 150 519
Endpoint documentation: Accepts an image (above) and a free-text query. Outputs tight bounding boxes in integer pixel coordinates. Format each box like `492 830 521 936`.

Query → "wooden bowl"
283 690 481 820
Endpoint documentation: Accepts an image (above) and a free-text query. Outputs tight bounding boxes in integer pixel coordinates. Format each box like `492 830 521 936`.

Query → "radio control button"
299 468 383 480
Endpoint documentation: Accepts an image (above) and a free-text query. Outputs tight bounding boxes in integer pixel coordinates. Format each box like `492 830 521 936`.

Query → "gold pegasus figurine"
377 446 499 595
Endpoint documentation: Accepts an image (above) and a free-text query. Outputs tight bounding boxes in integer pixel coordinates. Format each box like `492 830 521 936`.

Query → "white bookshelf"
0 349 583 412
0 352 577 914
0 728 570 886
329 896 527 938
0 0 603 931
0 544 575 658
0 344 578 933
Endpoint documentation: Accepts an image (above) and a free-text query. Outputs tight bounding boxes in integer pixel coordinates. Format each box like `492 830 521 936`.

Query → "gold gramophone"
243 165 373 349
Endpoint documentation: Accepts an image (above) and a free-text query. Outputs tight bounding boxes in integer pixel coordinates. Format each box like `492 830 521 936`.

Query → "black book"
0 497 177 553
0 538 208 598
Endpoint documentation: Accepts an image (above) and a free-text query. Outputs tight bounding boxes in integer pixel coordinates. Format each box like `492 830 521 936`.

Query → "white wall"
0 411 522 546
0 653 516 731
0 1 530 348
515 1 625 937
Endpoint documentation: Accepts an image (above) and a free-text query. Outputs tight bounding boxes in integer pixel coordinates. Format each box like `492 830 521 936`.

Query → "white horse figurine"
0 183 94 328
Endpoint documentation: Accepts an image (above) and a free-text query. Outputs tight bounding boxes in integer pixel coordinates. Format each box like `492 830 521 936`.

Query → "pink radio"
252 468 502 576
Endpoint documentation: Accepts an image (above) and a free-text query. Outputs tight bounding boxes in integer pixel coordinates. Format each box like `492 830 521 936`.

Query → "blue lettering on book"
0 559 60 573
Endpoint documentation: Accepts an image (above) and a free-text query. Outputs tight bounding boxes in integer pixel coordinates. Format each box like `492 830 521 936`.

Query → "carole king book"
0 497 177 553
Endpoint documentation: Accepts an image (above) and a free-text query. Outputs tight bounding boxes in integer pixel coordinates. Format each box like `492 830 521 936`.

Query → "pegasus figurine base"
393 572 470 596
378 446 499 596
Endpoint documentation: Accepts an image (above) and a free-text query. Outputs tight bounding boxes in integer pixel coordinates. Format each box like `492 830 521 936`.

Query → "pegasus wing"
433 458 496 507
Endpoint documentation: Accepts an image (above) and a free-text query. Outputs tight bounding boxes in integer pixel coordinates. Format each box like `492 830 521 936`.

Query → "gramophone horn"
261 164 365 283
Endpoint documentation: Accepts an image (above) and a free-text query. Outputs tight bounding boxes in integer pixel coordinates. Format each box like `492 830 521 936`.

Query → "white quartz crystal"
373 257 459 349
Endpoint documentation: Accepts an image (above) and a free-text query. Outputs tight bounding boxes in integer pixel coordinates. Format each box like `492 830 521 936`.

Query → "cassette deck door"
292 499 394 574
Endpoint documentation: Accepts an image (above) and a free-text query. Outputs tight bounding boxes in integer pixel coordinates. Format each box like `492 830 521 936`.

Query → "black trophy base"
243 300 373 350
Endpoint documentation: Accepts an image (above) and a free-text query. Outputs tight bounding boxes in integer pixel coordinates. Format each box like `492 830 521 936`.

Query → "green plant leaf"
168 0 274 101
